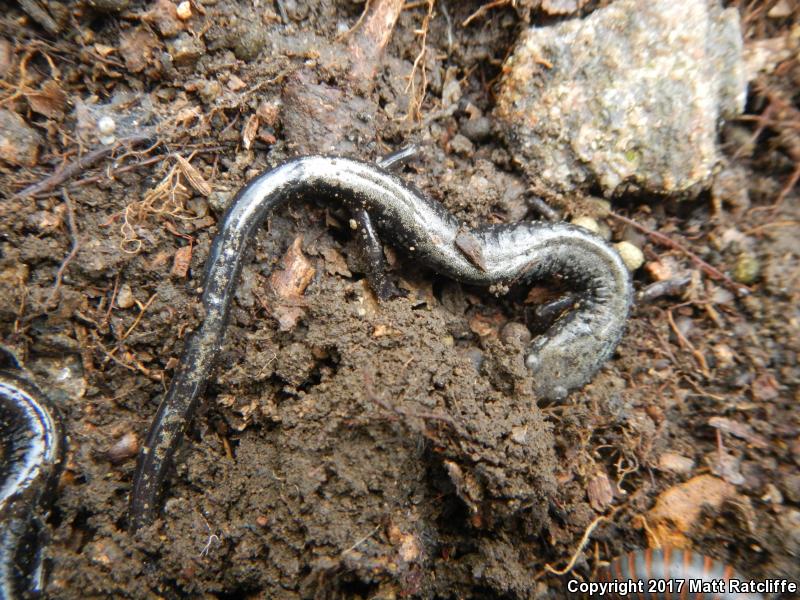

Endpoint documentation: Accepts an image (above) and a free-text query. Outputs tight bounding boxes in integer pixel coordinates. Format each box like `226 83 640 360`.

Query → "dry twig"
12 135 151 200
609 212 750 296
44 189 80 310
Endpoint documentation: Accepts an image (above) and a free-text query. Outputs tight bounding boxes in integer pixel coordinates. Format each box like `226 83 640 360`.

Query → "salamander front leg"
351 207 406 301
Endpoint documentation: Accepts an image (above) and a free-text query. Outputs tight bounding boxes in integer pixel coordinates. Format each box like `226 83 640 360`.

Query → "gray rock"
495 0 746 196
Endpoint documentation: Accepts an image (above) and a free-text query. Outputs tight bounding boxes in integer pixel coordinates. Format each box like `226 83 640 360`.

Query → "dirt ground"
0 0 798 598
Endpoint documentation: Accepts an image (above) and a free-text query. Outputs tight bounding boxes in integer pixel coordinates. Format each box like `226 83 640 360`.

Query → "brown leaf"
171 245 192 278
646 474 738 548
119 28 161 73
269 237 315 331
319 247 351 277
26 80 67 119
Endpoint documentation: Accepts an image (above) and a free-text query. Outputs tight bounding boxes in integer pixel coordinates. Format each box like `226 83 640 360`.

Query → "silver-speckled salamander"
129 155 632 529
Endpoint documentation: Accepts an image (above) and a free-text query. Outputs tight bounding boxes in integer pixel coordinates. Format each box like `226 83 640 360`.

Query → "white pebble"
97 116 116 135
614 240 645 271
177 1 192 20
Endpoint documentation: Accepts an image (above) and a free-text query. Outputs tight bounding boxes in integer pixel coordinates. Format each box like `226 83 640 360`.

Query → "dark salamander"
0 370 66 599
129 155 633 529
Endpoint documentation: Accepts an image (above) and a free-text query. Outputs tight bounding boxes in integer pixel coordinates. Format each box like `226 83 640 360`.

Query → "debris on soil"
0 108 42 167
0 0 798 597
268 236 315 331
495 0 747 196
645 474 739 548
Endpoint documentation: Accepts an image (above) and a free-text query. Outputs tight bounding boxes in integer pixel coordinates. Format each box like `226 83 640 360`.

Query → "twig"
12 134 151 200
405 0 434 121
120 293 158 341
609 212 750 296
542 515 609 576
342 523 382 556
462 0 512 27
44 189 81 310
665 308 710 378
346 0 405 83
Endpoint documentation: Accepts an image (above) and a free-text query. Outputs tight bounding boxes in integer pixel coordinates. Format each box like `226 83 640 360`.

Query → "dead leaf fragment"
175 155 212 196
242 114 259 151
119 27 161 73
269 237 315 331
320 247 351 278
26 80 68 119
708 416 769 449
144 0 184 36
171 245 192 278
587 471 614 512
646 474 737 548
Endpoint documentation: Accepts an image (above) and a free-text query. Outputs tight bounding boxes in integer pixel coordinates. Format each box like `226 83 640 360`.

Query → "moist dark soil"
0 1 798 598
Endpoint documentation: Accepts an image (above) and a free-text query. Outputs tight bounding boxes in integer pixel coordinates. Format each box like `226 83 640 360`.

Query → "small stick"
44 189 81 310
346 0 405 83
462 0 511 27
609 212 750 296
120 293 158 341
542 515 609 576
12 134 151 200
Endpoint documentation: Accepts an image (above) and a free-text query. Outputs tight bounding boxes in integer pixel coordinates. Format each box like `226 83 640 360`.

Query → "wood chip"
0 38 12 78
586 471 614 512
171 245 192 278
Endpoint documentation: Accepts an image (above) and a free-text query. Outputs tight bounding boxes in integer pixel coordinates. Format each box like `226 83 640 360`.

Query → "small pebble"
106 432 139 464
500 322 532 346
614 241 645 271
0 108 42 167
460 116 491 143
570 216 600 234
734 251 760 284
176 0 191 19
116 283 136 309
97 115 116 135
